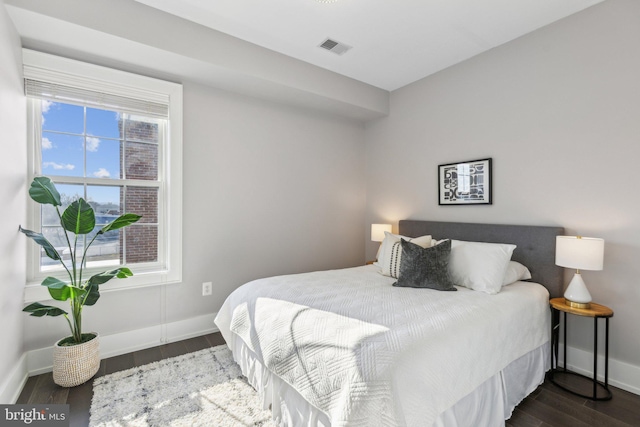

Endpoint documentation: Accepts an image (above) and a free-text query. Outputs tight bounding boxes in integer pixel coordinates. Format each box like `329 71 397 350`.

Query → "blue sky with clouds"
41 101 122 205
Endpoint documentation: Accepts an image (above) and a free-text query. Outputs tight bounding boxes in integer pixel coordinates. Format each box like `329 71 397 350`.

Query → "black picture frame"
438 158 492 205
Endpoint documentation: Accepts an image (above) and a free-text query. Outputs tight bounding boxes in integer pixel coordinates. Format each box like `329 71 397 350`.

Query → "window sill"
23 270 181 303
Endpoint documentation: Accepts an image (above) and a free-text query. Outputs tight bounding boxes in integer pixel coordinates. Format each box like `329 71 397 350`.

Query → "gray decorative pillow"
393 239 457 291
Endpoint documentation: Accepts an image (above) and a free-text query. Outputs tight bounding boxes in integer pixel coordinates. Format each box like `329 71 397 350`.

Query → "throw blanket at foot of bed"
215 265 550 427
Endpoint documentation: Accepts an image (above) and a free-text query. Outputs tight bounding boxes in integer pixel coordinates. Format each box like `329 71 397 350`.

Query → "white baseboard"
25 312 219 377
2 313 219 403
0 354 28 404
558 344 640 395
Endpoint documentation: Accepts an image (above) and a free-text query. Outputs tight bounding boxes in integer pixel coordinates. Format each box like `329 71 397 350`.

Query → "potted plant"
20 177 141 387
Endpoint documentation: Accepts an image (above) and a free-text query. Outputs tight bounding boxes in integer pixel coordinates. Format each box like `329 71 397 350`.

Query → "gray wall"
23 81 367 350
365 0 640 369
0 0 26 398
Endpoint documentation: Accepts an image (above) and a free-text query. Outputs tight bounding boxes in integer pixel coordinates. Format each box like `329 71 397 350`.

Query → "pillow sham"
393 239 456 291
449 240 516 294
502 261 532 286
378 231 432 278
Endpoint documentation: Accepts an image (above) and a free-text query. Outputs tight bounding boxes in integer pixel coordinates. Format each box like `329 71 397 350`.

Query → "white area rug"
90 345 276 427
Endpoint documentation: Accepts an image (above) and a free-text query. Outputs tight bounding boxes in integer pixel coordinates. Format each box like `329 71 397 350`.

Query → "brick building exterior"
118 116 159 264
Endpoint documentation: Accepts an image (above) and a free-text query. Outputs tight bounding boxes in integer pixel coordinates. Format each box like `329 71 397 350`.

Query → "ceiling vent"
319 38 352 55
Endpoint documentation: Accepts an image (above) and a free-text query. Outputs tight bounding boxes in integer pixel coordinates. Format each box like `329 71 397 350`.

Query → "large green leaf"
116 267 133 278
19 226 61 261
28 177 61 206
23 302 67 317
87 268 133 287
85 268 133 306
83 282 100 306
61 198 95 235
99 214 142 234
42 276 73 301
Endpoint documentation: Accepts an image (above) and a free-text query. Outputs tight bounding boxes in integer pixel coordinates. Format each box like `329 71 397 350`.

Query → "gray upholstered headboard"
399 220 565 298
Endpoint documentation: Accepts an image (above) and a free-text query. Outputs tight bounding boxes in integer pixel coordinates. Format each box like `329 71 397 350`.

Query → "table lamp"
371 224 392 242
555 235 604 309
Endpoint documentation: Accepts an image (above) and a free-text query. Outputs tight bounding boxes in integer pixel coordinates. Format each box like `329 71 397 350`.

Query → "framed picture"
438 158 492 205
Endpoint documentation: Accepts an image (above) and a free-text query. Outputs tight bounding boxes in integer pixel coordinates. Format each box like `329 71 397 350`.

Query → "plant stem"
75 308 82 342
71 293 82 342
55 206 74 283
72 233 78 285
62 313 74 340
78 232 100 289
57 205 82 342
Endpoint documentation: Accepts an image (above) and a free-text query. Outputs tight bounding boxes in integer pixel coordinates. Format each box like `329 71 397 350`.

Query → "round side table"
549 297 613 401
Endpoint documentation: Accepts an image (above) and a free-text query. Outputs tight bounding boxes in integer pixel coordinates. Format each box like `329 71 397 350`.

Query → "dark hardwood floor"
17 332 640 427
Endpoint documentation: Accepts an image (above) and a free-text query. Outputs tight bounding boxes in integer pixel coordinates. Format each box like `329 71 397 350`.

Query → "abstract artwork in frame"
438 158 492 205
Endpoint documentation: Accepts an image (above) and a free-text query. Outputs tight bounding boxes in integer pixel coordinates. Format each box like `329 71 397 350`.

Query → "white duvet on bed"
215 265 550 427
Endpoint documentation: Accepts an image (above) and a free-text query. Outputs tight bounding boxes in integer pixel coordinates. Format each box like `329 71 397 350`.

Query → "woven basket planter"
53 333 100 387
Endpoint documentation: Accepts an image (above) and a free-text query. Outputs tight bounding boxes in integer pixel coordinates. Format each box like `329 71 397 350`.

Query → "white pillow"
502 261 532 286
449 240 516 294
378 231 432 278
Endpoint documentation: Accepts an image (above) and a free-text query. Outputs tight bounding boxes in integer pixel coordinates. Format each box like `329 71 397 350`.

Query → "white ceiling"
134 0 603 91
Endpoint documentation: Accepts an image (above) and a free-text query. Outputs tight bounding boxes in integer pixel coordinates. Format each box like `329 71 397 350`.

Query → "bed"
215 220 564 427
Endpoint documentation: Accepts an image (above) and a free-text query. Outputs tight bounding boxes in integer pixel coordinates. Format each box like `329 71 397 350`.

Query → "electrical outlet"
202 282 212 296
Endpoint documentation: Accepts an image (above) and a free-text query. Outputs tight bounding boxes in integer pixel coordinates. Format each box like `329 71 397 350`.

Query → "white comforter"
215 265 550 427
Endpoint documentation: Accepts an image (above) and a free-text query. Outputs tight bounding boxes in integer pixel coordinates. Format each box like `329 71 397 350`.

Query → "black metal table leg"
605 318 610 390
593 317 598 398
563 311 567 372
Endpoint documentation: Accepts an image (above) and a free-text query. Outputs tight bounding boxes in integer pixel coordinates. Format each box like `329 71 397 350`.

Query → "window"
23 49 183 302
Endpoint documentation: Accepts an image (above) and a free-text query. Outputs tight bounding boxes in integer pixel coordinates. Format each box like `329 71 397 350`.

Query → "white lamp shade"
371 224 392 242
555 236 604 271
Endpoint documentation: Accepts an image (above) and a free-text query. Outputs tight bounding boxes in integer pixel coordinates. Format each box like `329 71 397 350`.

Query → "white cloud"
93 168 111 178
42 137 53 150
43 161 75 170
41 101 55 126
41 100 55 113
86 136 100 152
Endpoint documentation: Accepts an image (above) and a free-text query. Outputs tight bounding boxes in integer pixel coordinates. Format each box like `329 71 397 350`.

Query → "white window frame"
23 49 183 303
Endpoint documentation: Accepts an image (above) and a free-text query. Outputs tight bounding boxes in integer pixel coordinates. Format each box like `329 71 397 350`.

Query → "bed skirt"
226 331 549 427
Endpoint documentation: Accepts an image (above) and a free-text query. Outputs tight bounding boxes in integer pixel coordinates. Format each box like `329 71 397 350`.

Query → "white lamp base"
564 272 592 309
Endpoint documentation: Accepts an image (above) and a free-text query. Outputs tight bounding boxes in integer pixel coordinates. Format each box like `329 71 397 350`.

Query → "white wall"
178 83 366 318
23 81 367 350
0 0 27 403
365 0 640 388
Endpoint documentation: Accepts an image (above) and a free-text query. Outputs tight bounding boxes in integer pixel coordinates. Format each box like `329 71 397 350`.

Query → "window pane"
125 141 158 180
85 228 120 266
86 138 121 180
124 225 158 263
86 107 120 139
42 101 84 134
86 186 121 265
41 133 83 177
36 103 163 271
124 187 157 224
123 115 159 143
41 226 76 270
123 115 159 181
87 185 121 218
